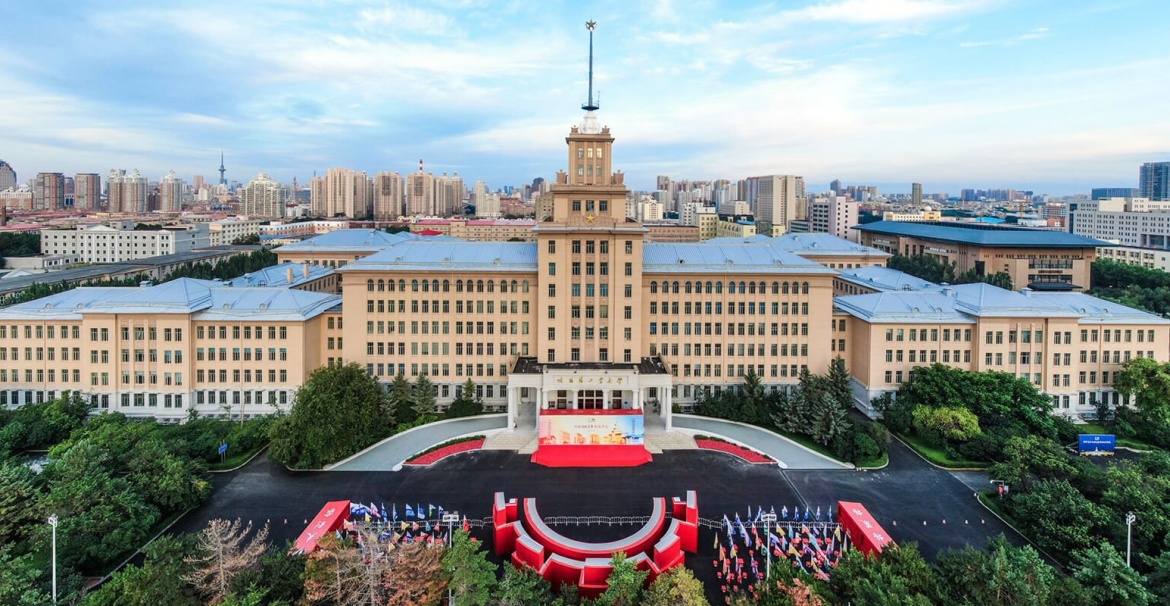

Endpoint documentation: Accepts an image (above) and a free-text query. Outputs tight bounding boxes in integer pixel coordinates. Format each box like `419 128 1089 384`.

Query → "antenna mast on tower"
582 20 599 112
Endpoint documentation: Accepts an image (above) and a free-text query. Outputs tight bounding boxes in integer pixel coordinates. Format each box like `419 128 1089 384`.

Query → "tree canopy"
269 362 395 469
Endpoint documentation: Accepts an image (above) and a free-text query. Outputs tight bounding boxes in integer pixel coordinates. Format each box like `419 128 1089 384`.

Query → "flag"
369 503 381 519
793 506 800 520
425 521 431 532
755 507 764 523
463 517 470 533
781 505 788 519
803 509 810 521
815 506 821 521
714 533 720 549
438 505 446 517
724 515 733 537
392 503 398 521
417 504 424 518
429 504 436 517
405 504 415 518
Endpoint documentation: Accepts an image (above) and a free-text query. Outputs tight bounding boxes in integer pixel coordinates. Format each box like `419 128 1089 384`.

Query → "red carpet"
531 445 653 467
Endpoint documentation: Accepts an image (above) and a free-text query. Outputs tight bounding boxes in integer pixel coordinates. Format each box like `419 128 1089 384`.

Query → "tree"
384 541 447 606
231 234 261 245
412 375 438 418
0 462 42 548
808 389 850 447
988 434 1079 488
1002 479 1110 556
441 530 497 605
228 544 306 606
82 534 202 606
494 564 551 605
831 543 940 605
596 552 647 606
446 379 484 419
184 519 270 604
1142 542 1170 604
125 437 211 511
0 544 51 606
1113 357 1170 424
642 566 709 606
910 406 981 445
268 363 395 468
826 357 853 411
39 440 160 570
740 368 767 425
1071 543 1154 606
388 373 417 426
934 536 1055 606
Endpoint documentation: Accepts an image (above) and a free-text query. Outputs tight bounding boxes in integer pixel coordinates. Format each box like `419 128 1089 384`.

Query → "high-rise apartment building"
809 196 859 242
34 172 65 211
239 173 286 217
106 169 148 213
311 168 372 218
0 160 16 191
158 170 186 213
748 175 805 235
1140 162 1170 201
406 170 437 216
1092 187 1139 200
373 172 404 221
911 183 922 206
74 173 101 211
435 173 464 216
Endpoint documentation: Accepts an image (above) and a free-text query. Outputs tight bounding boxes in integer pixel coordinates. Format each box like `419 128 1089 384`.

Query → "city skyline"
1 0 1167 195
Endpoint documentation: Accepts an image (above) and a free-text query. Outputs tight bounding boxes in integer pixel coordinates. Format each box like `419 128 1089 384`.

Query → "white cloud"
786 0 990 24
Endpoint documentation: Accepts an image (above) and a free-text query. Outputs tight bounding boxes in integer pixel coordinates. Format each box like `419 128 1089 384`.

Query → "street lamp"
47 514 58 603
1126 511 1137 567
448 566 457 606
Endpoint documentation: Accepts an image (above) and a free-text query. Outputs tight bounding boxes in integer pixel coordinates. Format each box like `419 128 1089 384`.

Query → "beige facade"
856 222 1098 290
408 219 539 241
0 280 339 421
716 219 756 238
836 284 1170 417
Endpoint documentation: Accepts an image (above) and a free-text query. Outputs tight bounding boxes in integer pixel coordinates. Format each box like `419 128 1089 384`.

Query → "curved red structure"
492 491 698 597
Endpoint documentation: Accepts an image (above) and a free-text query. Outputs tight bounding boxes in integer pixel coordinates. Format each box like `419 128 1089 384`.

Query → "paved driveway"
329 414 507 471
673 414 852 469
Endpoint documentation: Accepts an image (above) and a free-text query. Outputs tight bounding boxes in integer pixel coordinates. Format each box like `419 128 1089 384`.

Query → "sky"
1 0 1168 196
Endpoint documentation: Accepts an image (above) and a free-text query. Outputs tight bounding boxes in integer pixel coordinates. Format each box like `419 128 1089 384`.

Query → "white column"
664 387 672 430
507 387 516 429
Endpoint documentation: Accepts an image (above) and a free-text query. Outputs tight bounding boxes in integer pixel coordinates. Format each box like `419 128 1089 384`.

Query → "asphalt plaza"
171 437 1031 599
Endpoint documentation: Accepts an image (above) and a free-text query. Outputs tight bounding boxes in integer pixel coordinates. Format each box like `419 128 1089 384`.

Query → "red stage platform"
530 444 653 467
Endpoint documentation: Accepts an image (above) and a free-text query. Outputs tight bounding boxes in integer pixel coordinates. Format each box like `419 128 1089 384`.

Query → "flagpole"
759 511 777 582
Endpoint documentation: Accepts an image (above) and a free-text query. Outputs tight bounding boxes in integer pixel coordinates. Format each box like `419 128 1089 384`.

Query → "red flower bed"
695 438 774 464
405 438 486 466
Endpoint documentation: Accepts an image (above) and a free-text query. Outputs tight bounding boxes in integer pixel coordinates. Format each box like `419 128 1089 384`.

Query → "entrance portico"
506 357 673 432
506 357 671 467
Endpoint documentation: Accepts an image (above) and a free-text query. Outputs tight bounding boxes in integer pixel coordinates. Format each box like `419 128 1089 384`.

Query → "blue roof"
0 278 339 321
341 241 538 272
276 229 433 252
643 242 836 274
837 266 940 292
834 282 1169 325
225 262 334 288
833 291 974 324
707 234 890 258
854 221 1108 247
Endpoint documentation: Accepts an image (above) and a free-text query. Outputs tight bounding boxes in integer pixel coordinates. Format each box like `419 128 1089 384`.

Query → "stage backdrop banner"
539 413 644 446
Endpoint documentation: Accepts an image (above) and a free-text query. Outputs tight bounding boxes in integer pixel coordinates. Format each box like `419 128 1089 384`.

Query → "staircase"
483 430 538 453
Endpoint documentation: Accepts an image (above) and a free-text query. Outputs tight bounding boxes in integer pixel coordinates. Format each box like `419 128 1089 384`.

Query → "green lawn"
895 431 989 469
758 425 888 469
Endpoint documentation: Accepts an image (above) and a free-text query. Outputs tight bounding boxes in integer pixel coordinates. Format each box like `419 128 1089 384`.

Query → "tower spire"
582 21 599 112
218 150 226 186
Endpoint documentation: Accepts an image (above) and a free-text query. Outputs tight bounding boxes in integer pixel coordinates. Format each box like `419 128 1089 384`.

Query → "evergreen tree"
446 379 484 419
441 530 498 606
388 373 416 425
412 375 437 418
827 357 853 411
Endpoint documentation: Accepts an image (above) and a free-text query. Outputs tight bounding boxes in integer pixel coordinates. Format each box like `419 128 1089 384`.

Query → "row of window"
1 325 82 340
651 322 811 337
363 362 509 379
365 320 532 336
650 301 811 316
886 328 972 342
0 369 81 383
118 326 185 342
650 281 811 296
195 347 289 362
366 299 532 315
0 347 80 362
195 390 290 406
117 349 185 363
120 371 184 385
365 278 531 294
678 363 808 379
196 326 287 340
651 342 810 358
195 369 287 383
548 326 617 341
550 239 634 255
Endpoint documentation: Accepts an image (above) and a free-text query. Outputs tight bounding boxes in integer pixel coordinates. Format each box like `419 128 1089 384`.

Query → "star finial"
586 20 597 31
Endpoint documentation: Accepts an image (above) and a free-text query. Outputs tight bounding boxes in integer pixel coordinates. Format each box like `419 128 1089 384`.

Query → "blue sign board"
1078 434 1115 455
218 443 229 455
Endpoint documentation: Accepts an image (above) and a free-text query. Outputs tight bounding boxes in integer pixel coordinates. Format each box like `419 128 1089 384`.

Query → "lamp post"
1126 511 1136 567
47 514 58 603
448 566 457 606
